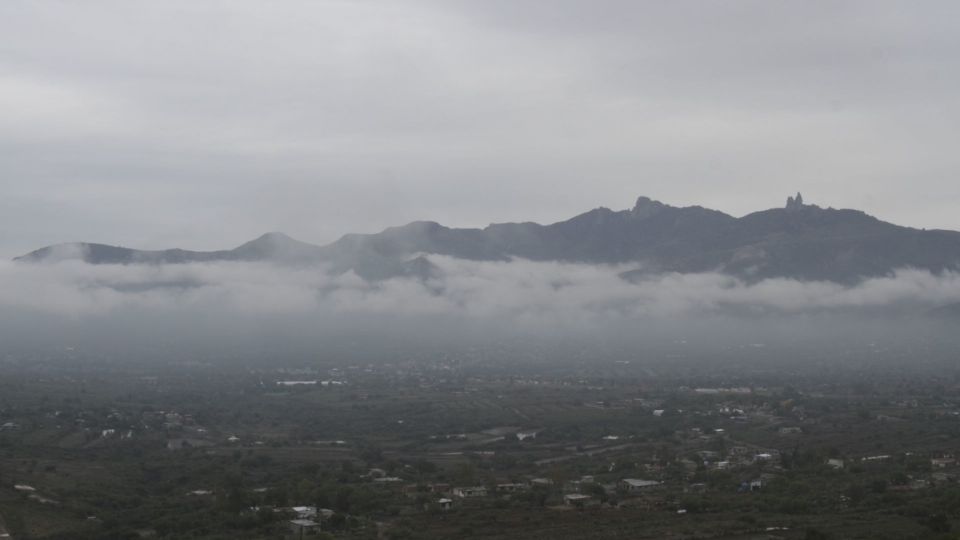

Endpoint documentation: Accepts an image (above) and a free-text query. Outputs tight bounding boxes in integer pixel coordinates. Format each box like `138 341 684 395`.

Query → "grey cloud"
3 258 959 327
2 2 960 258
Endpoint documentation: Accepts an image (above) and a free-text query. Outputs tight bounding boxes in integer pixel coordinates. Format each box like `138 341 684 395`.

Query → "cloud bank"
4 258 959 327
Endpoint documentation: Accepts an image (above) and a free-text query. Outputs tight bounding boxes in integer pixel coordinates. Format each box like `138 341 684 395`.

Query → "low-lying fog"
2 257 958 361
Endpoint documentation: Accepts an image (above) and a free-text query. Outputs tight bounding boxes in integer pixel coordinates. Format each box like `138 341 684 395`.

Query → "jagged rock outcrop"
785 192 805 211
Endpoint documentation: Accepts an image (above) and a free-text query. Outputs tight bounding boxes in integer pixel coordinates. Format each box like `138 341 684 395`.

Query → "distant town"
2 338 960 539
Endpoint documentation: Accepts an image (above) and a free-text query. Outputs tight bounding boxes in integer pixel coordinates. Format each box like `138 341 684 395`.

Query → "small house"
517 430 539 441
373 477 403 485
452 486 487 498
291 506 317 519
529 478 554 488
289 519 320 538
932 457 956 468
826 459 844 469
496 483 527 493
619 479 660 493
564 493 593 507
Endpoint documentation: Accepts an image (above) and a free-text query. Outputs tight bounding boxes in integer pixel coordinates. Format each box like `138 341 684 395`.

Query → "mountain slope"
15 195 960 283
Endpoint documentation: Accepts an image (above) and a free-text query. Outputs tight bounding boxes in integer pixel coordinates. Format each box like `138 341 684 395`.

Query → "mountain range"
15 194 960 284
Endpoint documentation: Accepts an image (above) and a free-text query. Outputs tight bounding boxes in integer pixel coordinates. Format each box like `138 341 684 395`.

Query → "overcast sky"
2 1 959 257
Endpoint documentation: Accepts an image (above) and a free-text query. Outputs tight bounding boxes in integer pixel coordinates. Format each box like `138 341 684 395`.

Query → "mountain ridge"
15 195 960 284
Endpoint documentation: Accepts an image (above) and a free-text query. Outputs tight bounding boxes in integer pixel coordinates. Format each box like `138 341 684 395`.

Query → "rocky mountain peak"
632 196 668 219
